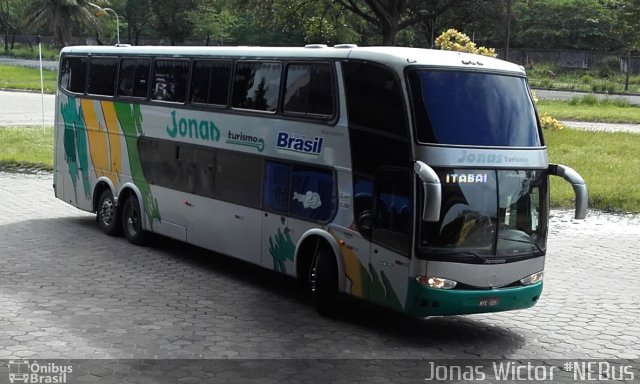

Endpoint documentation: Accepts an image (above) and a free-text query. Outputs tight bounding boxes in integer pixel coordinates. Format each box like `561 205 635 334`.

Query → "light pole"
90 4 121 45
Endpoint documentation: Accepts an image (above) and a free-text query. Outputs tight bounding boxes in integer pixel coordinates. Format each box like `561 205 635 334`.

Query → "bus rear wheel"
311 249 338 316
97 189 121 236
122 195 147 245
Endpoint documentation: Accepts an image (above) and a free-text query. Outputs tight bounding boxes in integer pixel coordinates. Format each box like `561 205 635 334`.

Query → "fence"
501 49 640 75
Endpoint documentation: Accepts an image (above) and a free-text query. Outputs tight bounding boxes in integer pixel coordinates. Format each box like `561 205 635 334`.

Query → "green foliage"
528 65 640 94
435 28 496 57
151 0 196 45
188 1 236 45
23 0 110 47
3 43 59 60
512 0 622 51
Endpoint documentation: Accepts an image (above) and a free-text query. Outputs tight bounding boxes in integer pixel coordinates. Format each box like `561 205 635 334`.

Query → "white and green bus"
54 44 587 316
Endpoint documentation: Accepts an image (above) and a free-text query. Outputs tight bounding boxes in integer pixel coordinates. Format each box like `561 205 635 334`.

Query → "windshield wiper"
435 250 488 263
499 236 544 254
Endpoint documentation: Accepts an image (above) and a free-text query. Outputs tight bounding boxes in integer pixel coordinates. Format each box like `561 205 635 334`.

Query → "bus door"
367 169 413 312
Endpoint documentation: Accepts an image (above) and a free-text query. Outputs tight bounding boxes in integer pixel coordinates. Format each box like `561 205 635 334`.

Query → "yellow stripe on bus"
101 100 122 182
80 99 110 179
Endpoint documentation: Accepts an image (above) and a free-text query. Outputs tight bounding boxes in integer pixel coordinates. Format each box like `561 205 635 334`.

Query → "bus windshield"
419 169 548 261
408 69 541 147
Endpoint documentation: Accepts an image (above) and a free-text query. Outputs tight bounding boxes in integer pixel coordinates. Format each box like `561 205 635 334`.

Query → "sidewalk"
560 120 640 134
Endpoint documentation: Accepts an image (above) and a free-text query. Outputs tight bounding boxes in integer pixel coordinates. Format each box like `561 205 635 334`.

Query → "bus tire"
312 249 338 316
122 195 147 245
97 189 121 236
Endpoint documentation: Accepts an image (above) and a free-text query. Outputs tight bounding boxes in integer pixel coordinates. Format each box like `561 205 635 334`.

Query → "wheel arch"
92 177 117 213
294 229 345 292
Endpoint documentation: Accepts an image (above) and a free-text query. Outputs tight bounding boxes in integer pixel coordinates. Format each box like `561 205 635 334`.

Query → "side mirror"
549 164 588 219
414 161 441 222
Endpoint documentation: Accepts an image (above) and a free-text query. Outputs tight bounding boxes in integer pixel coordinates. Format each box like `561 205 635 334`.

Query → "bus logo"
226 131 265 152
276 132 324 157
8 360 29 383
166 110 221 142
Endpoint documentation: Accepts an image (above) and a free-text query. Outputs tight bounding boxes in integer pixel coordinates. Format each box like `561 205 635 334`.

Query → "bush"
435 29 497 57
539 112 564 131
4 43 59 61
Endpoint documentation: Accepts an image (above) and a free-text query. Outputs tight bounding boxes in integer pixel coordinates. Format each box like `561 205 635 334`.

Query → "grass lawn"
537 99 640 124
0 65 57 93
0 126 54 170
546 128 640 213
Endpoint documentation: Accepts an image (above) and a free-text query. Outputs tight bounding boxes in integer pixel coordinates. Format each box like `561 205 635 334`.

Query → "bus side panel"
55 95 169 235
187 193 262 265
262 215 317 277
56 94 96 212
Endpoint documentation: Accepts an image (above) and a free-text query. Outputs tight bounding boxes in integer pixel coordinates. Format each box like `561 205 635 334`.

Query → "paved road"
0 173 638 382
534 88 640 106
0 90 55 126
0 56 58 71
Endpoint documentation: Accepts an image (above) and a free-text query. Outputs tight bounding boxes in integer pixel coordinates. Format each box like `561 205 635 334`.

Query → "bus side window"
288 165 336 222
190 60 232 106
60 56 87 94
152 59 189 103
263 162 291 213
87 57 118 97
283 62 334 117
232 61 281 112
119 58 151 99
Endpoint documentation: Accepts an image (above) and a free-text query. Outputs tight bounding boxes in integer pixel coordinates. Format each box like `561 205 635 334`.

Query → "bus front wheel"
122 195 147 245
311 249 338 316
97 189 121 236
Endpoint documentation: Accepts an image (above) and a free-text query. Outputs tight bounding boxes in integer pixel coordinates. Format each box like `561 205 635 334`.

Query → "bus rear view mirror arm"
414 161 441 222
549 164 588 220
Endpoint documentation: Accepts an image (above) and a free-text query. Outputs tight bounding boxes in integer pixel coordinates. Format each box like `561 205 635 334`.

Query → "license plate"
479 297 500 307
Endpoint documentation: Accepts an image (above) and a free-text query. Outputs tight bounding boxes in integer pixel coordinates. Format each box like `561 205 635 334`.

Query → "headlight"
416 275 457 289
520 271 544 286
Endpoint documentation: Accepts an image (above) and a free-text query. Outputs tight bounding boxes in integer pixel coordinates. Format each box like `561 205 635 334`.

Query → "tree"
24 0 110 47
188 0 236 45
1 0 23 52
110 0 154 45
611 0 640 90
512 0 620 51
334 0 416 45
151 0 195 45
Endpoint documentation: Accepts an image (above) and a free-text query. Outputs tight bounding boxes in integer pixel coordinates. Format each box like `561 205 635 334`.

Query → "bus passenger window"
152 59 189 103
232 62 281 112
60 56 87 94
118 58 151 98
289 165 336 222
87 57 117 96
190 60 232 106
284 63 334 117
263 162 291 214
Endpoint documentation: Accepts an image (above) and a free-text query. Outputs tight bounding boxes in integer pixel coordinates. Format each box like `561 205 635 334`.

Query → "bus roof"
59 45 525 75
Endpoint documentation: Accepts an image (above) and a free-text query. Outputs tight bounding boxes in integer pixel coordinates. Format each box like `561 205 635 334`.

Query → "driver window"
372 170 413 257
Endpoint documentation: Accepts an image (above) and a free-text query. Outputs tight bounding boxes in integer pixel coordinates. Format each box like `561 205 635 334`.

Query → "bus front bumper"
405 280 543 317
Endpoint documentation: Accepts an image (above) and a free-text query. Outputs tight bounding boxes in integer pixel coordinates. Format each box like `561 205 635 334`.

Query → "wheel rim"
126 204 140 236
100 198 114 226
